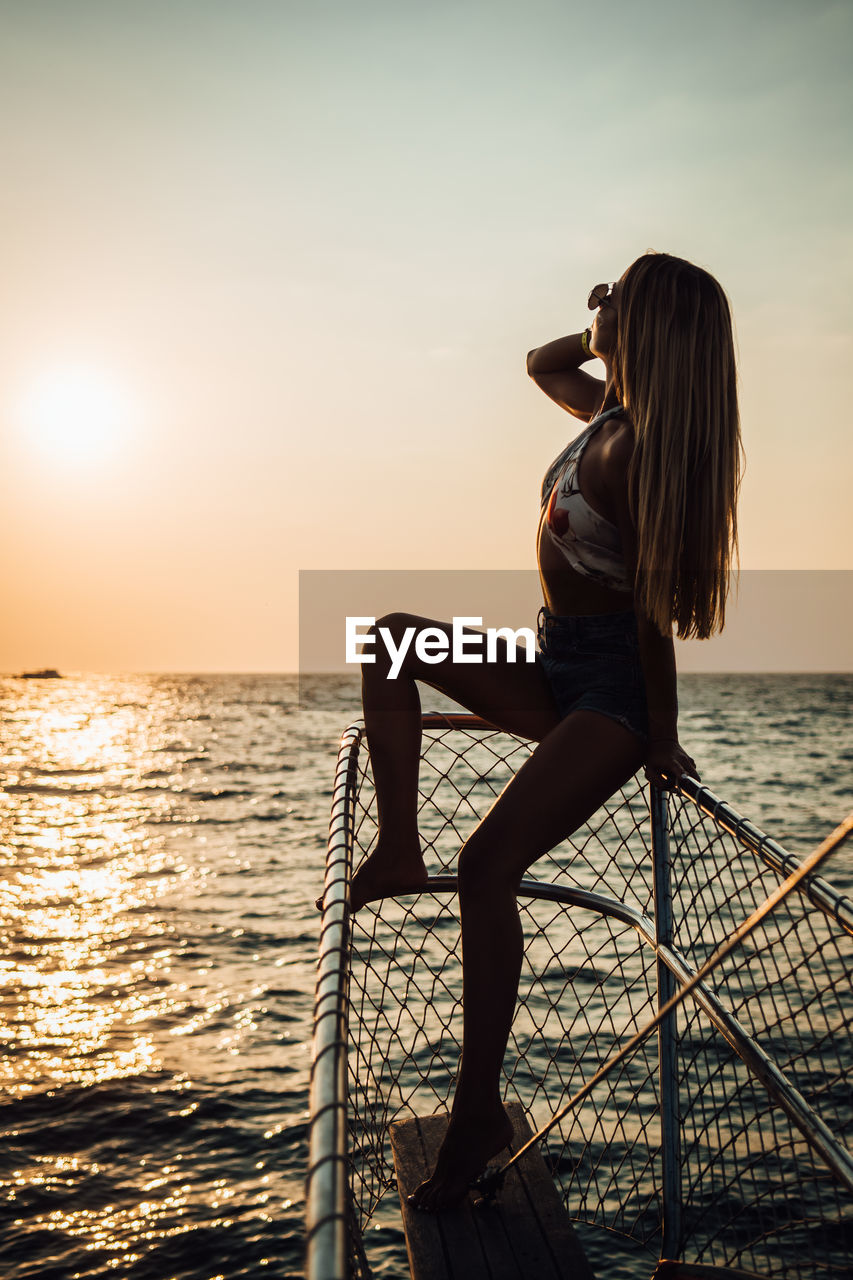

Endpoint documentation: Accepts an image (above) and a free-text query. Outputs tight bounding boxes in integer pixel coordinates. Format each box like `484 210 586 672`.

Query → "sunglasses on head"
588 282 616 310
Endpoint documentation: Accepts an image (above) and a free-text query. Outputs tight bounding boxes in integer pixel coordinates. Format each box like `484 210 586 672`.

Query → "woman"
349 251 742 1211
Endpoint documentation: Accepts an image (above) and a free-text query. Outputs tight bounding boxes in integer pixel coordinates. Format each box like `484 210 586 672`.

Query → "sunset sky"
1 0 851 672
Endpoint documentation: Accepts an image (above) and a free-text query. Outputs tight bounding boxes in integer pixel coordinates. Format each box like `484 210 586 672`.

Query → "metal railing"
307 715 853 1280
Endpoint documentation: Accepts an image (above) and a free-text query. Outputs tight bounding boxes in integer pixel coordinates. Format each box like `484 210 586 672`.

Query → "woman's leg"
350 612 562 912
408 707 645 1211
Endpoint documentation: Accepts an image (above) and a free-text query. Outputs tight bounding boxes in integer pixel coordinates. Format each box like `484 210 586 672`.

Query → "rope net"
664 793 852 1275
331 717 851 1279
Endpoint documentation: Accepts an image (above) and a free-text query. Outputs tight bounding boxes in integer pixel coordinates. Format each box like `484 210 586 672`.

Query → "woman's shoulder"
597 415 637 522
600 412 635 469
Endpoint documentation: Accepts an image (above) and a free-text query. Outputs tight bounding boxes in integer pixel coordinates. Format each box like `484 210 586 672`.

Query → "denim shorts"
536 607 649 740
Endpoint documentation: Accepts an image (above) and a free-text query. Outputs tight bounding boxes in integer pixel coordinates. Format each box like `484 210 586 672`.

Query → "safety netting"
309 715 852 1280
664 790 852 1275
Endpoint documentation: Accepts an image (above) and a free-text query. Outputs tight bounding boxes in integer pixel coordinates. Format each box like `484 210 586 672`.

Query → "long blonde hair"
612 252 742 639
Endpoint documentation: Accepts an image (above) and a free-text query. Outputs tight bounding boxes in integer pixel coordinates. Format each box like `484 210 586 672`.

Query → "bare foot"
348 838 428 913
316 837 428 913
407 1104 514 1212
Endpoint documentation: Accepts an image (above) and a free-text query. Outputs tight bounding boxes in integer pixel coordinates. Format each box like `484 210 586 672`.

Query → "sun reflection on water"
0 680 195 1094
6 1147 288 1274
1 673 313 1277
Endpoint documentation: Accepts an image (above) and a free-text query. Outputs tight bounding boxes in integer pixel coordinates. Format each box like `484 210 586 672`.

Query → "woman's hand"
644 737 699 790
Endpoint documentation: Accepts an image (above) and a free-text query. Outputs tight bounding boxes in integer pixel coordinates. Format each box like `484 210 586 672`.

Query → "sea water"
1 673 850 1278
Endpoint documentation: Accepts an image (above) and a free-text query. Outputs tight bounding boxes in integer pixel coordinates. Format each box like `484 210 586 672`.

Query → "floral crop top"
539 405 631 592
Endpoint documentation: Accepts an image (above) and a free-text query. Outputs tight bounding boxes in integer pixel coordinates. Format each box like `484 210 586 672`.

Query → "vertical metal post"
650 783 682 1262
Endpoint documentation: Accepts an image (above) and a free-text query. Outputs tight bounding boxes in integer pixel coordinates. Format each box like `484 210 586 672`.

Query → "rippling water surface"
1 673 850 1278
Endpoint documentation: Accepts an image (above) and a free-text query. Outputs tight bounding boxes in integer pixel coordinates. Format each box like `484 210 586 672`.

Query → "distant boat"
18 669 63 679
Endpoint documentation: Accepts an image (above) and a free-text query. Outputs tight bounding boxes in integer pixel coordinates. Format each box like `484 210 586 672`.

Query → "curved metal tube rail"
306 723 363 1280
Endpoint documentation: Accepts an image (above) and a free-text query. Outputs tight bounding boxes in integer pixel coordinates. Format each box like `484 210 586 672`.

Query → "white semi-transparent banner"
299 570 853 687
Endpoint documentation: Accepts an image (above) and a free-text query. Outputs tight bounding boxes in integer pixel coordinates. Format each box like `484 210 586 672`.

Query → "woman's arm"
603 427 699 787
634 615 698 787
527 331 605 421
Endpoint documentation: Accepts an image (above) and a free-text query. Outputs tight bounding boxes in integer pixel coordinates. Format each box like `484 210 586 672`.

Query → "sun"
18 364 136 467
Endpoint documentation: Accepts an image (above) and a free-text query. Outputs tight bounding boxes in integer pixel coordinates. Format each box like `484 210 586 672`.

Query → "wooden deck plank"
390 1112 497 1280
417 1110 525 1280
390 1101 596 1280
490 1105 595 1280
